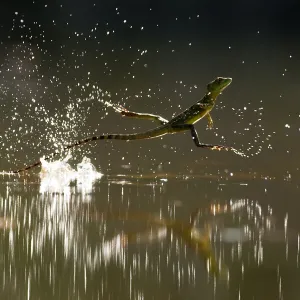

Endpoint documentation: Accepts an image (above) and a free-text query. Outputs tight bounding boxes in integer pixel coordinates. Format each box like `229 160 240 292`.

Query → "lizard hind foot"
210 145 230 151
111 103 129 114
230 147 248 158
213 144 248 158
211 145 248 158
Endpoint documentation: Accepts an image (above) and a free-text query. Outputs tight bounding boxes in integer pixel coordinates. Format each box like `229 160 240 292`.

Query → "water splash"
39 155 103 194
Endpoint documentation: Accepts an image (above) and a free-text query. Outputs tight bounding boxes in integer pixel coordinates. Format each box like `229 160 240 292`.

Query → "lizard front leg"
206 113 213 129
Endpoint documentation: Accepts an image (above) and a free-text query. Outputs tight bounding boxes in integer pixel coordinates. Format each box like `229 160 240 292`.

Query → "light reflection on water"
0 174 299 299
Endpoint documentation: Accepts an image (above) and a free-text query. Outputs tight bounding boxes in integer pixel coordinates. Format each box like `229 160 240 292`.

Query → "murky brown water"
0 173 299 300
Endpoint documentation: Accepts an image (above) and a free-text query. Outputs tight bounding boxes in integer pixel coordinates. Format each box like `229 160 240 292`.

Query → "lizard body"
12 77 242 173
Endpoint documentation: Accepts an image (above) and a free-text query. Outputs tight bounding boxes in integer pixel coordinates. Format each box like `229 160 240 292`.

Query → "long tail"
12 127 169 174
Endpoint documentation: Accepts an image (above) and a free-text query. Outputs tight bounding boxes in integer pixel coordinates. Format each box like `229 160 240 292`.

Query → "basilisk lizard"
12 77 243 173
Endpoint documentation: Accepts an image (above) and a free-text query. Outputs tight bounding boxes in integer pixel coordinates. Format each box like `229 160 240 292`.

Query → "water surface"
0 172 299 300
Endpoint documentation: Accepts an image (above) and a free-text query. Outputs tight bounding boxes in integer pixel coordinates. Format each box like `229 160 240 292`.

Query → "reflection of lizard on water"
12 77 245 174
96 209 228 279
96 201 299 279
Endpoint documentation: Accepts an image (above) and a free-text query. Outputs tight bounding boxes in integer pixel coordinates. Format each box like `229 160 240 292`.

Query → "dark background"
0 0 299 177
0 2 300 299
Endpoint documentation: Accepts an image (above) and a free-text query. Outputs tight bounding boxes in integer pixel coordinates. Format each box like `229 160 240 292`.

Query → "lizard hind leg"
111 104 169 125
190 126 248 157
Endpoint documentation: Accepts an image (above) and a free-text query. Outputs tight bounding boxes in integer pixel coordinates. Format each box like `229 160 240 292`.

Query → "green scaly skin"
12 77 241 173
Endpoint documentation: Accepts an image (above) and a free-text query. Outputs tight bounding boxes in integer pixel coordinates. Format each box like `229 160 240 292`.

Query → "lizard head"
207 77 232 94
